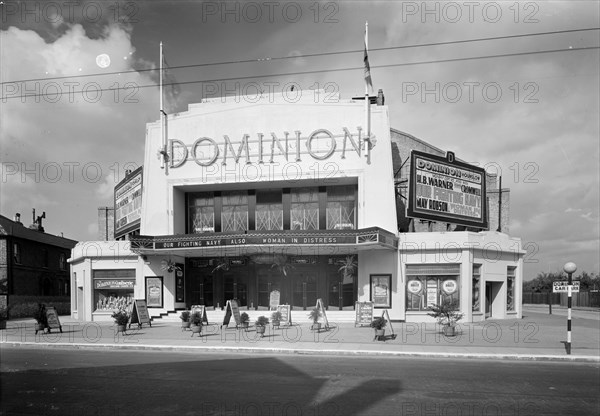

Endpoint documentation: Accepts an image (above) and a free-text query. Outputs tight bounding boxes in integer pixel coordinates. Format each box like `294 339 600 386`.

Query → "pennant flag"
364 27 373 92
162 54 181 114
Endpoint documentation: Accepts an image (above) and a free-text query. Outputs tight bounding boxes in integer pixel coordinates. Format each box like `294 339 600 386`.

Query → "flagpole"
364 21 371 164
160 41 165 170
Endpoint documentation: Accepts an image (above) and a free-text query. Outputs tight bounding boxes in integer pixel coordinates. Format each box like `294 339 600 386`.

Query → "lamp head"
563 262 577 274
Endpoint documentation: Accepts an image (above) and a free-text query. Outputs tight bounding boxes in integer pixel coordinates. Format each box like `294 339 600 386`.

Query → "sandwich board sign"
276 304 292 326
222 300 241 328
45 306 62 333
355 301 374 327
190 305 209 325
129 299 151 328
553 281 580 293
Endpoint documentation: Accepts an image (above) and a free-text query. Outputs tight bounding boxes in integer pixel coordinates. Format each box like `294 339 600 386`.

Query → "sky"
1 1 598 280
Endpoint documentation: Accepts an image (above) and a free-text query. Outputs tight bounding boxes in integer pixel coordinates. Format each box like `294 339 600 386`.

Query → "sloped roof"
0 215 78 249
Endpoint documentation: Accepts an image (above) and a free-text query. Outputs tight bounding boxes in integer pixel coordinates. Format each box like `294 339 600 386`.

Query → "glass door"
292 273 317 310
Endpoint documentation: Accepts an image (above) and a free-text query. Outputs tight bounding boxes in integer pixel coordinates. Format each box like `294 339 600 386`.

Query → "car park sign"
553 281 580 293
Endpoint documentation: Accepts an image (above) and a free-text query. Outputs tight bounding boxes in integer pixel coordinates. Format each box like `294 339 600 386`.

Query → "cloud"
1 24 161 240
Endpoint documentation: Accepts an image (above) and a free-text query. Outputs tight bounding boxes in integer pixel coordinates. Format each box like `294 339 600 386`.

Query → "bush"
271 311 282 323
255 316 269 327
190 312 203 326
8 296 70 319
240 312 250 323
427 299 463 327
370 316 387 330
111 309 129 326
308 307 321 324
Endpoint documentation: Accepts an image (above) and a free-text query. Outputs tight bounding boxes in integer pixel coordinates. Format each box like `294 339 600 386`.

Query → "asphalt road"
1 347 598 416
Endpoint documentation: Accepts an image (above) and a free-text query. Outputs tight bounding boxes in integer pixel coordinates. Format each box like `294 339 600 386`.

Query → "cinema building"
69 90 524 323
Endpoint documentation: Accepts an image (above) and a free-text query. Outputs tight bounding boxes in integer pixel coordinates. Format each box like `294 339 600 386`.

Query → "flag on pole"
364 25 373 92
161 54 181 115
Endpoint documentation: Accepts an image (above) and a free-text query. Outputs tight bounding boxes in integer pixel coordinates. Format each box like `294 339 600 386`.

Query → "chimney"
14 213 22 225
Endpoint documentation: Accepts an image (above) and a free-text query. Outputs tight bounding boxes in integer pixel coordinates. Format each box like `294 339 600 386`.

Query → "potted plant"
240 312 250 329
308 307 321 331
180 310 191 330
255 316 269 337
427 299 463 336
33 304 47 333
271 310 282 328
111 309 129 333
370 316 387 340
190 312 203 337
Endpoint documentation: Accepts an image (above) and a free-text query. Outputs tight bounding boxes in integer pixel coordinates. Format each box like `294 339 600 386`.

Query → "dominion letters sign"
407 150 488 229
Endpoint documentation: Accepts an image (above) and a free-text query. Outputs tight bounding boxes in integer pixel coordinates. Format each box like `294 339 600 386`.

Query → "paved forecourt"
1 307 598 362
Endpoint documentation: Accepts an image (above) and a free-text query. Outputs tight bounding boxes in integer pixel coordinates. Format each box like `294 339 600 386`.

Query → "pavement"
1 305 598 362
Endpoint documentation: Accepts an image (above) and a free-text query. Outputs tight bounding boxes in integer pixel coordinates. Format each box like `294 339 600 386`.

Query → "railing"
523 291 600 307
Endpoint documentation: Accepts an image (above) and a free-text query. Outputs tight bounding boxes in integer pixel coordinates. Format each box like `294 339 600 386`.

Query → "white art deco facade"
70 90 523 323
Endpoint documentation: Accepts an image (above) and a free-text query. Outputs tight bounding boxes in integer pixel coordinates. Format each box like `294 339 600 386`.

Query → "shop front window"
406 264 460 311
291 187 319 230
256 189 283 231
472 264 481 312
507 267 516 311
326 185 356 230
189 193 215 233
93 270 135 311
222 191 248 232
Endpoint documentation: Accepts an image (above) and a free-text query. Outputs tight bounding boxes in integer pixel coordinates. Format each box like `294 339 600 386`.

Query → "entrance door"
191 274 214 307
328 274 355 310
292 273 317 310
223 272 248 307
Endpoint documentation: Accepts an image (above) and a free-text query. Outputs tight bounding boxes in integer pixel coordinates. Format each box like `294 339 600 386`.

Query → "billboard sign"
407 150 488 229
114 166 143 239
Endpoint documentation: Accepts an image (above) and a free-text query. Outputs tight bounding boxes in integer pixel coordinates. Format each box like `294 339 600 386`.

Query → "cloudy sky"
1 1 598 279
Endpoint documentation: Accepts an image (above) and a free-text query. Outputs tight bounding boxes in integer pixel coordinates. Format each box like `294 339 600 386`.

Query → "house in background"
0 211 77 317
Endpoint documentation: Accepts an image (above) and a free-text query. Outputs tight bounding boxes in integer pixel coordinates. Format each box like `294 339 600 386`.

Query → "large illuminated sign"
114 166 143 239
407 150 488 229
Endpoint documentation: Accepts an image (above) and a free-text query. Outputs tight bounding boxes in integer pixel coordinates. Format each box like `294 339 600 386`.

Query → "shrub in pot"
190 312 203 337
111 309 129 333
370 316 387 339
255 316 269 337
308 307 321 331
33 304 48 333
180 311 191 330
240 312 250 329
271 311 282 328
427 299 463 337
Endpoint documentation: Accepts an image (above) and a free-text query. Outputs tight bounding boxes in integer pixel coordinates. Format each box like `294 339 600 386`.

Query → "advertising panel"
114 166 143 239
407 150 488 229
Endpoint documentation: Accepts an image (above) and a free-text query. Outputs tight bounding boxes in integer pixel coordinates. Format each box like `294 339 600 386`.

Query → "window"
13 243 21 264
256 189 283 231
472 264 481 312
221 191 248 232
406 264 460 312
326 185 356 230
59 253 67 271
291 188 319 230
189 192 215 233
93 269 135 311
507 266 516 311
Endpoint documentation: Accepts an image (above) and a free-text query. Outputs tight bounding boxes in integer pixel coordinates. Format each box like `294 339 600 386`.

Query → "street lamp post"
563 261 577 355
